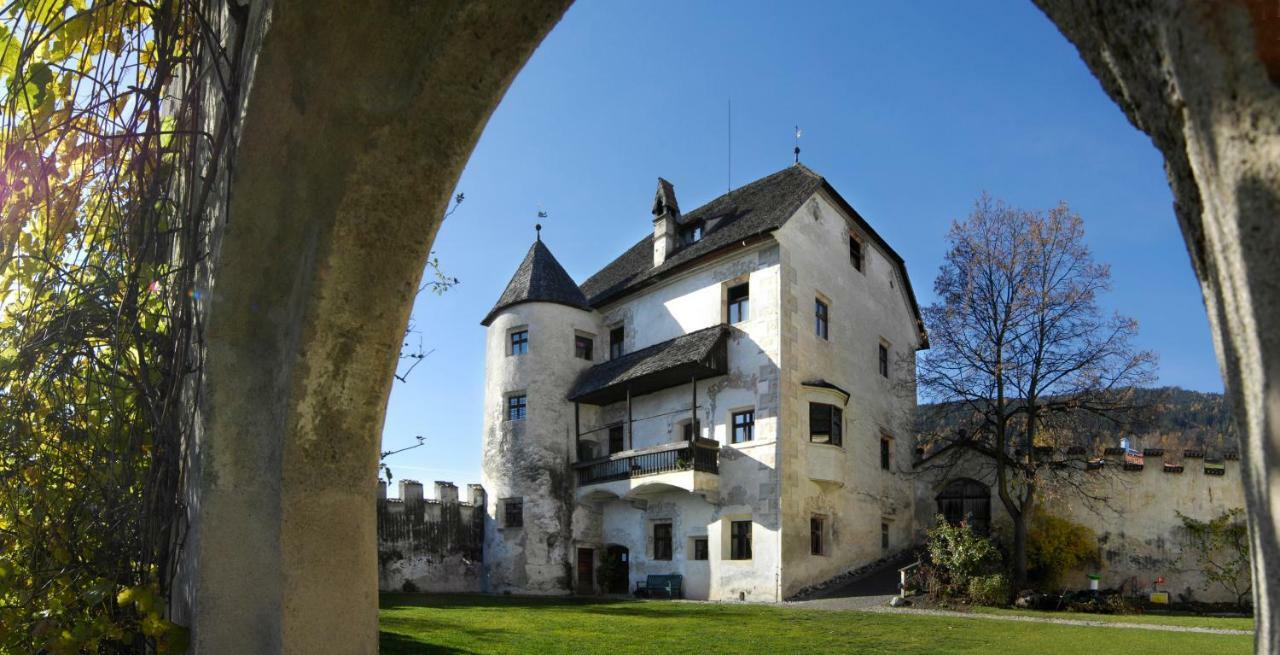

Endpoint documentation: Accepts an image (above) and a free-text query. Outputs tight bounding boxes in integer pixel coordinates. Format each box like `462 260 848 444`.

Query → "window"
732 410 755 444
575 334 594 361
506 394 527 421
692 537 709 561
510 329 528 355
881 522 890 550
503 498 523 528
936 478 992 535
609 326 624 360
681 420 700 442
878 342 890 378
849 234 864 272
727 283 749 323
810 516 825 555
608 425 625 454
814 298 829 340
680 223 703 245
880 435 893 471
653 523 673 560
809 402 842 446
730 520 752 560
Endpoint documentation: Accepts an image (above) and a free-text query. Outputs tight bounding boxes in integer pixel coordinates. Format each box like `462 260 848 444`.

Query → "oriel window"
809 402 842 447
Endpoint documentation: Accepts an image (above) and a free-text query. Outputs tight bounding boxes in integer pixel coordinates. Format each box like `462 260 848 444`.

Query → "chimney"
377 479 388 501
652 177 680 267
434 481 459 504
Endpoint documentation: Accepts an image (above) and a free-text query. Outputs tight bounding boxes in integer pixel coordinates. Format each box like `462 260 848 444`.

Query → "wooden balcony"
573 439 720 503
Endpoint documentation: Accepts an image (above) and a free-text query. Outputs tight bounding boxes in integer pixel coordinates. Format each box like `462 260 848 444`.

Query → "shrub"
402 579 420 593
1027 510 1098 589
1178 508 1252 607
968 573 1011 606
926 515 1001 596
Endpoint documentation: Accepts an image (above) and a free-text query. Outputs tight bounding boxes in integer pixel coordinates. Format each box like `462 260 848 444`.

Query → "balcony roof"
568 324 730 405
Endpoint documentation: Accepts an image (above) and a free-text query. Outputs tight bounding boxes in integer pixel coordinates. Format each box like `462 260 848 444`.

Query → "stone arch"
184 1 1280 653
935 478 992 535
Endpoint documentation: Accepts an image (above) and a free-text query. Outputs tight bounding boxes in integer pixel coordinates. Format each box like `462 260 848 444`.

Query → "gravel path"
857 606 1254 635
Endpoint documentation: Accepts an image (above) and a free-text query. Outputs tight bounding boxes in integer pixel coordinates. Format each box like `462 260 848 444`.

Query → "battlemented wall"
916 448 1250 603
377 480 485 593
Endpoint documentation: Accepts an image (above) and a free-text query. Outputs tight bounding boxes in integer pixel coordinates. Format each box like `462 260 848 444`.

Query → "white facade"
479 166 926 600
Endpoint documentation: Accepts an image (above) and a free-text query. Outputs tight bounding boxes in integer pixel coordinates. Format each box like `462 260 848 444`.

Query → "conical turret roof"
481 238 591 326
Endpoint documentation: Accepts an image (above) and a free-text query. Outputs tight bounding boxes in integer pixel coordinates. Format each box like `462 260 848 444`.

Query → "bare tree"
916 195 1156 587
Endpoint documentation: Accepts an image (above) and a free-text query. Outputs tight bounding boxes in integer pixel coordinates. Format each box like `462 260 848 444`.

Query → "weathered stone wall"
774 191 925 597
376 481 485 593
917 449 1250 603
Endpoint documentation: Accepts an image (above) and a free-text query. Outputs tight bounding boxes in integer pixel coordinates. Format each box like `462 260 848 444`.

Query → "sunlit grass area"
379 594 1252 655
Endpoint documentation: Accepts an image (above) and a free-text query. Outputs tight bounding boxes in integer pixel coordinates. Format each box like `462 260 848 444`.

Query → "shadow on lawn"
380 630 485 655
381 592 641 611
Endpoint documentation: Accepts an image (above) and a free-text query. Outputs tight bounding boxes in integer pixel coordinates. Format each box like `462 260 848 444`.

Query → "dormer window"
679 223 703 246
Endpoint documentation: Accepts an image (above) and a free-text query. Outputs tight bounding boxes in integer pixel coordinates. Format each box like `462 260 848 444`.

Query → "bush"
968 573 1011 606
401 579 420 593
1027 510 1098 589
926 515 1001 597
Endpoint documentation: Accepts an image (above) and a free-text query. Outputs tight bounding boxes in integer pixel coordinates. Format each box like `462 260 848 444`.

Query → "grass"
970 605 1256 631
379 593 1253 655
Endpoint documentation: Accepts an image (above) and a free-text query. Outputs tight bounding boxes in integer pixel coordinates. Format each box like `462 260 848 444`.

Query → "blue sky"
378 0 1219 494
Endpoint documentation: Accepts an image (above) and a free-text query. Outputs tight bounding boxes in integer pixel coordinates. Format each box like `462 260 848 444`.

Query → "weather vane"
794 125 802 164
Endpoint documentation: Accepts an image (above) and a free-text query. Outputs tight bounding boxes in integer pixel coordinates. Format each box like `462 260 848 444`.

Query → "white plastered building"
479 165 928 600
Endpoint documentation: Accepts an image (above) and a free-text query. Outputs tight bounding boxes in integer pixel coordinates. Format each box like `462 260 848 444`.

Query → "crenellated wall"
916 447 1250 603
376 480 486 593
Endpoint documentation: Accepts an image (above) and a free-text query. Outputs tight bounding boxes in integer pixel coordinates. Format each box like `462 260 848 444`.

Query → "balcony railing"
574 439 720 486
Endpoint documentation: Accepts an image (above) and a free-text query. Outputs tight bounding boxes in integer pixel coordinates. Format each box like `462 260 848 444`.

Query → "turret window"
575 334 594 361
507 394 527 421
509 329 528 356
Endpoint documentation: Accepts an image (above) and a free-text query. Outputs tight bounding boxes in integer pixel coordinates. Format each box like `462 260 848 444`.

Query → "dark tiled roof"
481 239 591 326
579 164 928 348
581 165 823 307
568 324 729 403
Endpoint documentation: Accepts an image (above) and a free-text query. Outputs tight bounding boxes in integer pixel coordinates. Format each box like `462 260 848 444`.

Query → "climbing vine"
0 1 236 652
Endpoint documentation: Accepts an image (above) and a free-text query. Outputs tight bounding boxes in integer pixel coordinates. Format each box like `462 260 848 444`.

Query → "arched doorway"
600 545 630 594
936 478 991 534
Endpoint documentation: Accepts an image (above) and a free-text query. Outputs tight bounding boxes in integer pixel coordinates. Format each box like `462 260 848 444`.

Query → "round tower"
480 230 599 593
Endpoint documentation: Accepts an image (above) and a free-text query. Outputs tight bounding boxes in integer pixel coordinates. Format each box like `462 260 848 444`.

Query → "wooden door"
577 548 595 595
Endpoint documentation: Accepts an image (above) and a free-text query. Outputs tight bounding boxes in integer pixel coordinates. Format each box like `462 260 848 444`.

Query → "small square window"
809 402 842 447
878 343 890 378
849 234 864 272
692 537 709 561
575 334 594 361
810 516 825 556
727 283 750 323
730 520 752 560
681 420 700 442
653 523 673 560
503 498 523 528
880 435 892 471
732 410 755 444
507 394 527 421
609 326 625 360
510 329 528 355
881 522 890 550
815 299 829 340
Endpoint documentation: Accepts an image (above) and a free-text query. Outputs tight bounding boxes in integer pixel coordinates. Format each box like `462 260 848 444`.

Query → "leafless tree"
916 195 1156 587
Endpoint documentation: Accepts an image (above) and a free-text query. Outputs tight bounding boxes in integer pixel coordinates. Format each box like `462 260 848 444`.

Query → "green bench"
635 574 683 599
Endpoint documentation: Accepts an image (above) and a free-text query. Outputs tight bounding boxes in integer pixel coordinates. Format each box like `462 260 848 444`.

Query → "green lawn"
379 594 1253 655
971 605 1256 631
